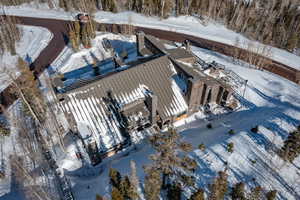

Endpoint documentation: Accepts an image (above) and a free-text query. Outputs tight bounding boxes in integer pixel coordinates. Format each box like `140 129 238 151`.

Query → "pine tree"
119 176 131 199
111 187 124 200
144 167 162 200
247 186 262 200
189 188 205 200
266 190 277 200
148 128 194 188
208 170 228 200
231 182 246 200
167 183 181 200
128 160 139 200
227 142 234 153
280 130 300 162
109 168 122 189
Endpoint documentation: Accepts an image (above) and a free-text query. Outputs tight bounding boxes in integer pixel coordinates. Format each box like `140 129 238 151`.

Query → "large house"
53 32 233 165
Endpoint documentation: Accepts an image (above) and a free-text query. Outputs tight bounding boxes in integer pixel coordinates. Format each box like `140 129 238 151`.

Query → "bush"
198 143 206 151
227 142 234 153
207 123 213 129
228 129 235 135
249 159 257 165
251 126 259 133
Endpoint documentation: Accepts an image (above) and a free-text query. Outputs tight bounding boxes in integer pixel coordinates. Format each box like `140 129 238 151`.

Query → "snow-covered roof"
59 55 188 150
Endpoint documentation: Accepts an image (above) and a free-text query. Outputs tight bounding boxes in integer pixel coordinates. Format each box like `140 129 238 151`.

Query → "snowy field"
0 25 53 92
55 46 300 200
1 4 300 70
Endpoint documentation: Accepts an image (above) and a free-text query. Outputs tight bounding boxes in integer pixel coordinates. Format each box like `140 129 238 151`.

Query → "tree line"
2 0 300 53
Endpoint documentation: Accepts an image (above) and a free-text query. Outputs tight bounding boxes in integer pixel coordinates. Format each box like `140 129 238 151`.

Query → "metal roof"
61 55 187 121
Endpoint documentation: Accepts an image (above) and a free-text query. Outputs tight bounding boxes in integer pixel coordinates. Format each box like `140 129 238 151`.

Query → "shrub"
250 159 257 165
207 123 213 129
228 129 235 135
227 142 234 153
198 143 206 151
251 126 259 133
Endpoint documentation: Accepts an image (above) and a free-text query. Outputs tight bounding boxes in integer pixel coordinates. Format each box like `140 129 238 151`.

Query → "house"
53 33 234 164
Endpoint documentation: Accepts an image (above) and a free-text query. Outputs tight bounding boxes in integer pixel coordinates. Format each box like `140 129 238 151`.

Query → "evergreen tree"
280 130 300 162
148 128 194 188
167 183 182 200
227 142 234 153
247 186 262 200
189 188 205 200
144 167 162 200
119 176 131 199
231 182 246 200
266 190 277 200
208 170 228 200
128 160 139 200
111 187 124 200
109 168 122 189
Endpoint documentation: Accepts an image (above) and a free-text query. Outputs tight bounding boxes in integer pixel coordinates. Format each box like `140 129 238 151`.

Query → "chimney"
136 31 145 56
145 93 158 125
113 54 124 69
183 40 191 52
52 75 64 91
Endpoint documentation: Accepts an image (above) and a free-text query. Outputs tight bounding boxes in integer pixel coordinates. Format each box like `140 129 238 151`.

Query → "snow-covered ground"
2 5 300 70
0 25 53 92
55 33 136 73
1 5 300 200
56 46 300 200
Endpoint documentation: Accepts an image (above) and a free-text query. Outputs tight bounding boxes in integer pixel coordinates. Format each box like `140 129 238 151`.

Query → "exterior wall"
177 57 196 64
211 85 221 103
186 79 205 114
296 72 300 85
145 94 158 124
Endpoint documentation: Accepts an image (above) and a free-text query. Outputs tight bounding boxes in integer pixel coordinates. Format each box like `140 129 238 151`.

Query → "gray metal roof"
167 48 195 60
61 55 187 121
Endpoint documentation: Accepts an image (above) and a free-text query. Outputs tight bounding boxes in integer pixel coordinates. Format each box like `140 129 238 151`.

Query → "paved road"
0 16 70 110
0 16 299 111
